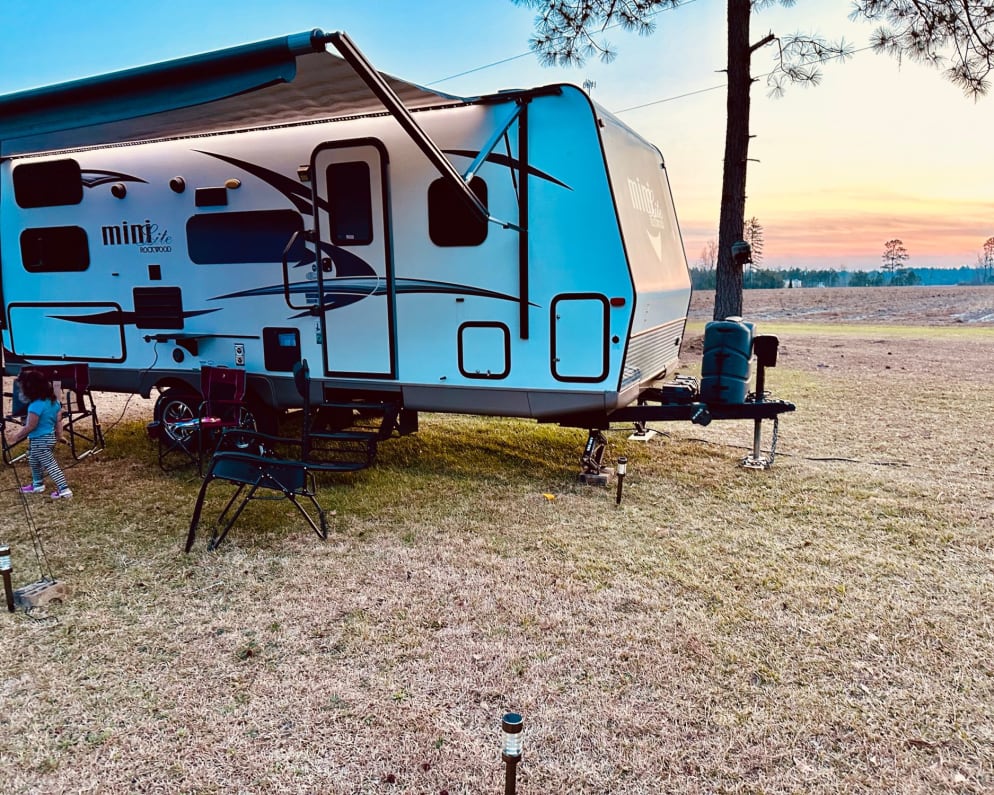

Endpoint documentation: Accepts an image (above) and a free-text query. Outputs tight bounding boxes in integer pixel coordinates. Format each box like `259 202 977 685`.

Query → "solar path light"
1 545 13 612
615 457 628 505
501 712 523 794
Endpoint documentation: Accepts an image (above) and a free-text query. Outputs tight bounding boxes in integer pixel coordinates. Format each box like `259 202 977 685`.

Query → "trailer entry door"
311 140 395 379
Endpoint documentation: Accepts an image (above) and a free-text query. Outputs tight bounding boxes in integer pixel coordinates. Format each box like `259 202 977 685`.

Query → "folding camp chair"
2 364 105 464
41 363 105 461
184 428 365 552
152 366 253 474
1 376 31 464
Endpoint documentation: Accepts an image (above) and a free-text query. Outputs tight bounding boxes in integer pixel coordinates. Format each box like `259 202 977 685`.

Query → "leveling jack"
578 429 613 486
740 334 782 470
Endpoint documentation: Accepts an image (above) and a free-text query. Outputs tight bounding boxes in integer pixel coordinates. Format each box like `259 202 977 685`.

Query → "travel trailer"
0 30 791 469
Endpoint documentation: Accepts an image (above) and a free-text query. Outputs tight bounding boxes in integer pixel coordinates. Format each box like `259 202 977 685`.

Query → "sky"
1 0 991 271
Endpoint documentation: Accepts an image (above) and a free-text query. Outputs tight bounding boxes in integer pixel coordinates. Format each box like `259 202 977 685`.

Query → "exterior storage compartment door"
550 293 609 382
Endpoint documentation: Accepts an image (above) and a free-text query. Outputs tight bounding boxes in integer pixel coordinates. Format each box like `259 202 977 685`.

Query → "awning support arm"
328 31 496 226
462 103 523 184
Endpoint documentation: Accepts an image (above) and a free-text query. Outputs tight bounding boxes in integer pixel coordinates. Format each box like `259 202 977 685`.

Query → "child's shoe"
19 484 44 493
51 488 73 500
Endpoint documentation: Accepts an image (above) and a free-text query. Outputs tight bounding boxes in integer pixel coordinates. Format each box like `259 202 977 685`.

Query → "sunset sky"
2 0 991 271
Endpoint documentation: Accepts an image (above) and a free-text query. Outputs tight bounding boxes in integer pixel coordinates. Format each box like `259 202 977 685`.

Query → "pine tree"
516 1 994 317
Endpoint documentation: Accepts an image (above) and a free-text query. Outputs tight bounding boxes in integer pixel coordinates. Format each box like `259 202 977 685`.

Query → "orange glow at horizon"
681 192 993 269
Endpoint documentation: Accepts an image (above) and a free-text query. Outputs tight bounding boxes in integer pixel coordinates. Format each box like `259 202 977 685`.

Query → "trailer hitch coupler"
691 406 711 426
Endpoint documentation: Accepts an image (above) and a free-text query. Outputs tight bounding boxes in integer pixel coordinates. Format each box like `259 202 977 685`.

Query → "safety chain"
767 415 780 466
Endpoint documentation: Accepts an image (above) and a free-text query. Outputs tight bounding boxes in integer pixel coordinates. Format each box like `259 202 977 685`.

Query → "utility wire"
428 9 872 117
614 44 876 113
426 0 700 86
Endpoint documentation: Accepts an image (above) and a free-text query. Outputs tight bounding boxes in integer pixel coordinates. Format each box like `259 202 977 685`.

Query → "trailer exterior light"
610 297 626 307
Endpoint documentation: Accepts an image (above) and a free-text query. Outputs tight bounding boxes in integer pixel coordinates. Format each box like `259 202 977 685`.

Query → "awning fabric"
0 29 465 157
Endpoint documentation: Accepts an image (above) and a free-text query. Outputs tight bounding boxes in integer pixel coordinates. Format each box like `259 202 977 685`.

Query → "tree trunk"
713 0 753 321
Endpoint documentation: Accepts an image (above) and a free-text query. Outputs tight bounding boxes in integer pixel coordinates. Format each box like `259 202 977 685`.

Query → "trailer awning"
0 29 465 157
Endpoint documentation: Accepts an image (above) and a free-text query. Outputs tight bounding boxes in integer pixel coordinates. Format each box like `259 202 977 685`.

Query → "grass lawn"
3 322 992 794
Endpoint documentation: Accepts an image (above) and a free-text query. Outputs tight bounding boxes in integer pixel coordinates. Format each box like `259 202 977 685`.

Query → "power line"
426 0 700 86
427 10 873 117
615 44 874 113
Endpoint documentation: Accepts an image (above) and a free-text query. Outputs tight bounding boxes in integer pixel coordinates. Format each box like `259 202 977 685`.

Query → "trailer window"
326 161 373 246
187 210 306 264
13 159 84 208
20 226 90 272
428 177 488 247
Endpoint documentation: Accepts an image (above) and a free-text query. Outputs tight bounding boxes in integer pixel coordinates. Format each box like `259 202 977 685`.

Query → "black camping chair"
184 428 366 552
1 376 31 464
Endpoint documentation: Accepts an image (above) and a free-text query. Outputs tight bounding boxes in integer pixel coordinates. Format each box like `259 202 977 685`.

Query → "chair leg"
185 474 218 553
288 494 329 540
208 482 262 551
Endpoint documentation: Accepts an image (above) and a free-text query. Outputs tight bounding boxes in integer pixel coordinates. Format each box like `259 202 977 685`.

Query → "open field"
3 285 993 794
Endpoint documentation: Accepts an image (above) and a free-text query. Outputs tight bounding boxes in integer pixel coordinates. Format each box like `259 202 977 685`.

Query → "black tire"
153 388 201 445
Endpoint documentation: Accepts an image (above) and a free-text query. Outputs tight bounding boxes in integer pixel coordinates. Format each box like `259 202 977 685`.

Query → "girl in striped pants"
5 369 72 499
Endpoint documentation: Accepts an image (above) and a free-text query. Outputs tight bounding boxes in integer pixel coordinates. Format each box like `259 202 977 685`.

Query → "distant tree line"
692 233 994 289
690 265 993 291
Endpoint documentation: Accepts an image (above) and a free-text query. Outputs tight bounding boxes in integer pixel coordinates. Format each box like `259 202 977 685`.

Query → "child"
5 369 72 499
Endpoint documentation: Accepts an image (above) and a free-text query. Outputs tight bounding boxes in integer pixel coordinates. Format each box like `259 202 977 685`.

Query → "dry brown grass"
3 305 993 794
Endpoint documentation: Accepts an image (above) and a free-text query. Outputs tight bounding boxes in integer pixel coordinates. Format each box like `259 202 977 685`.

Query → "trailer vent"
133 286 184 329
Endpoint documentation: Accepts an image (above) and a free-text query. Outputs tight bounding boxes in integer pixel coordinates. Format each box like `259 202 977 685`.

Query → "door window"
326 161 373 246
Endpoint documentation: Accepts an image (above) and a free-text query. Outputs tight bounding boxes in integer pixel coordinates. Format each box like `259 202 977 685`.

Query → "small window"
20 226 90 272
428 177 488 247
13 159 84 208
187 210 306 264
327 161 373 245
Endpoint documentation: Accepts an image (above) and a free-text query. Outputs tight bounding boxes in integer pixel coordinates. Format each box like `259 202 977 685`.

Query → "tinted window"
428 177 488 247
20 226 90 272
13 159 84 208
187 210 306 264
327 161 373 246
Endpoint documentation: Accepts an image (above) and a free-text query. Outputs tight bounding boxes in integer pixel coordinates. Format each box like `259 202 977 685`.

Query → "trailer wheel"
153 388 201 445
154 388 275 445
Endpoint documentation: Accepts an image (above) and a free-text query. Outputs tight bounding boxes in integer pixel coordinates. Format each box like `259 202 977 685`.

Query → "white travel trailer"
0 29 790 468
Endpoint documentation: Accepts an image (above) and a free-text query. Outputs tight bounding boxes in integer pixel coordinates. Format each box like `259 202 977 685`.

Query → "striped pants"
28 433 69 492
